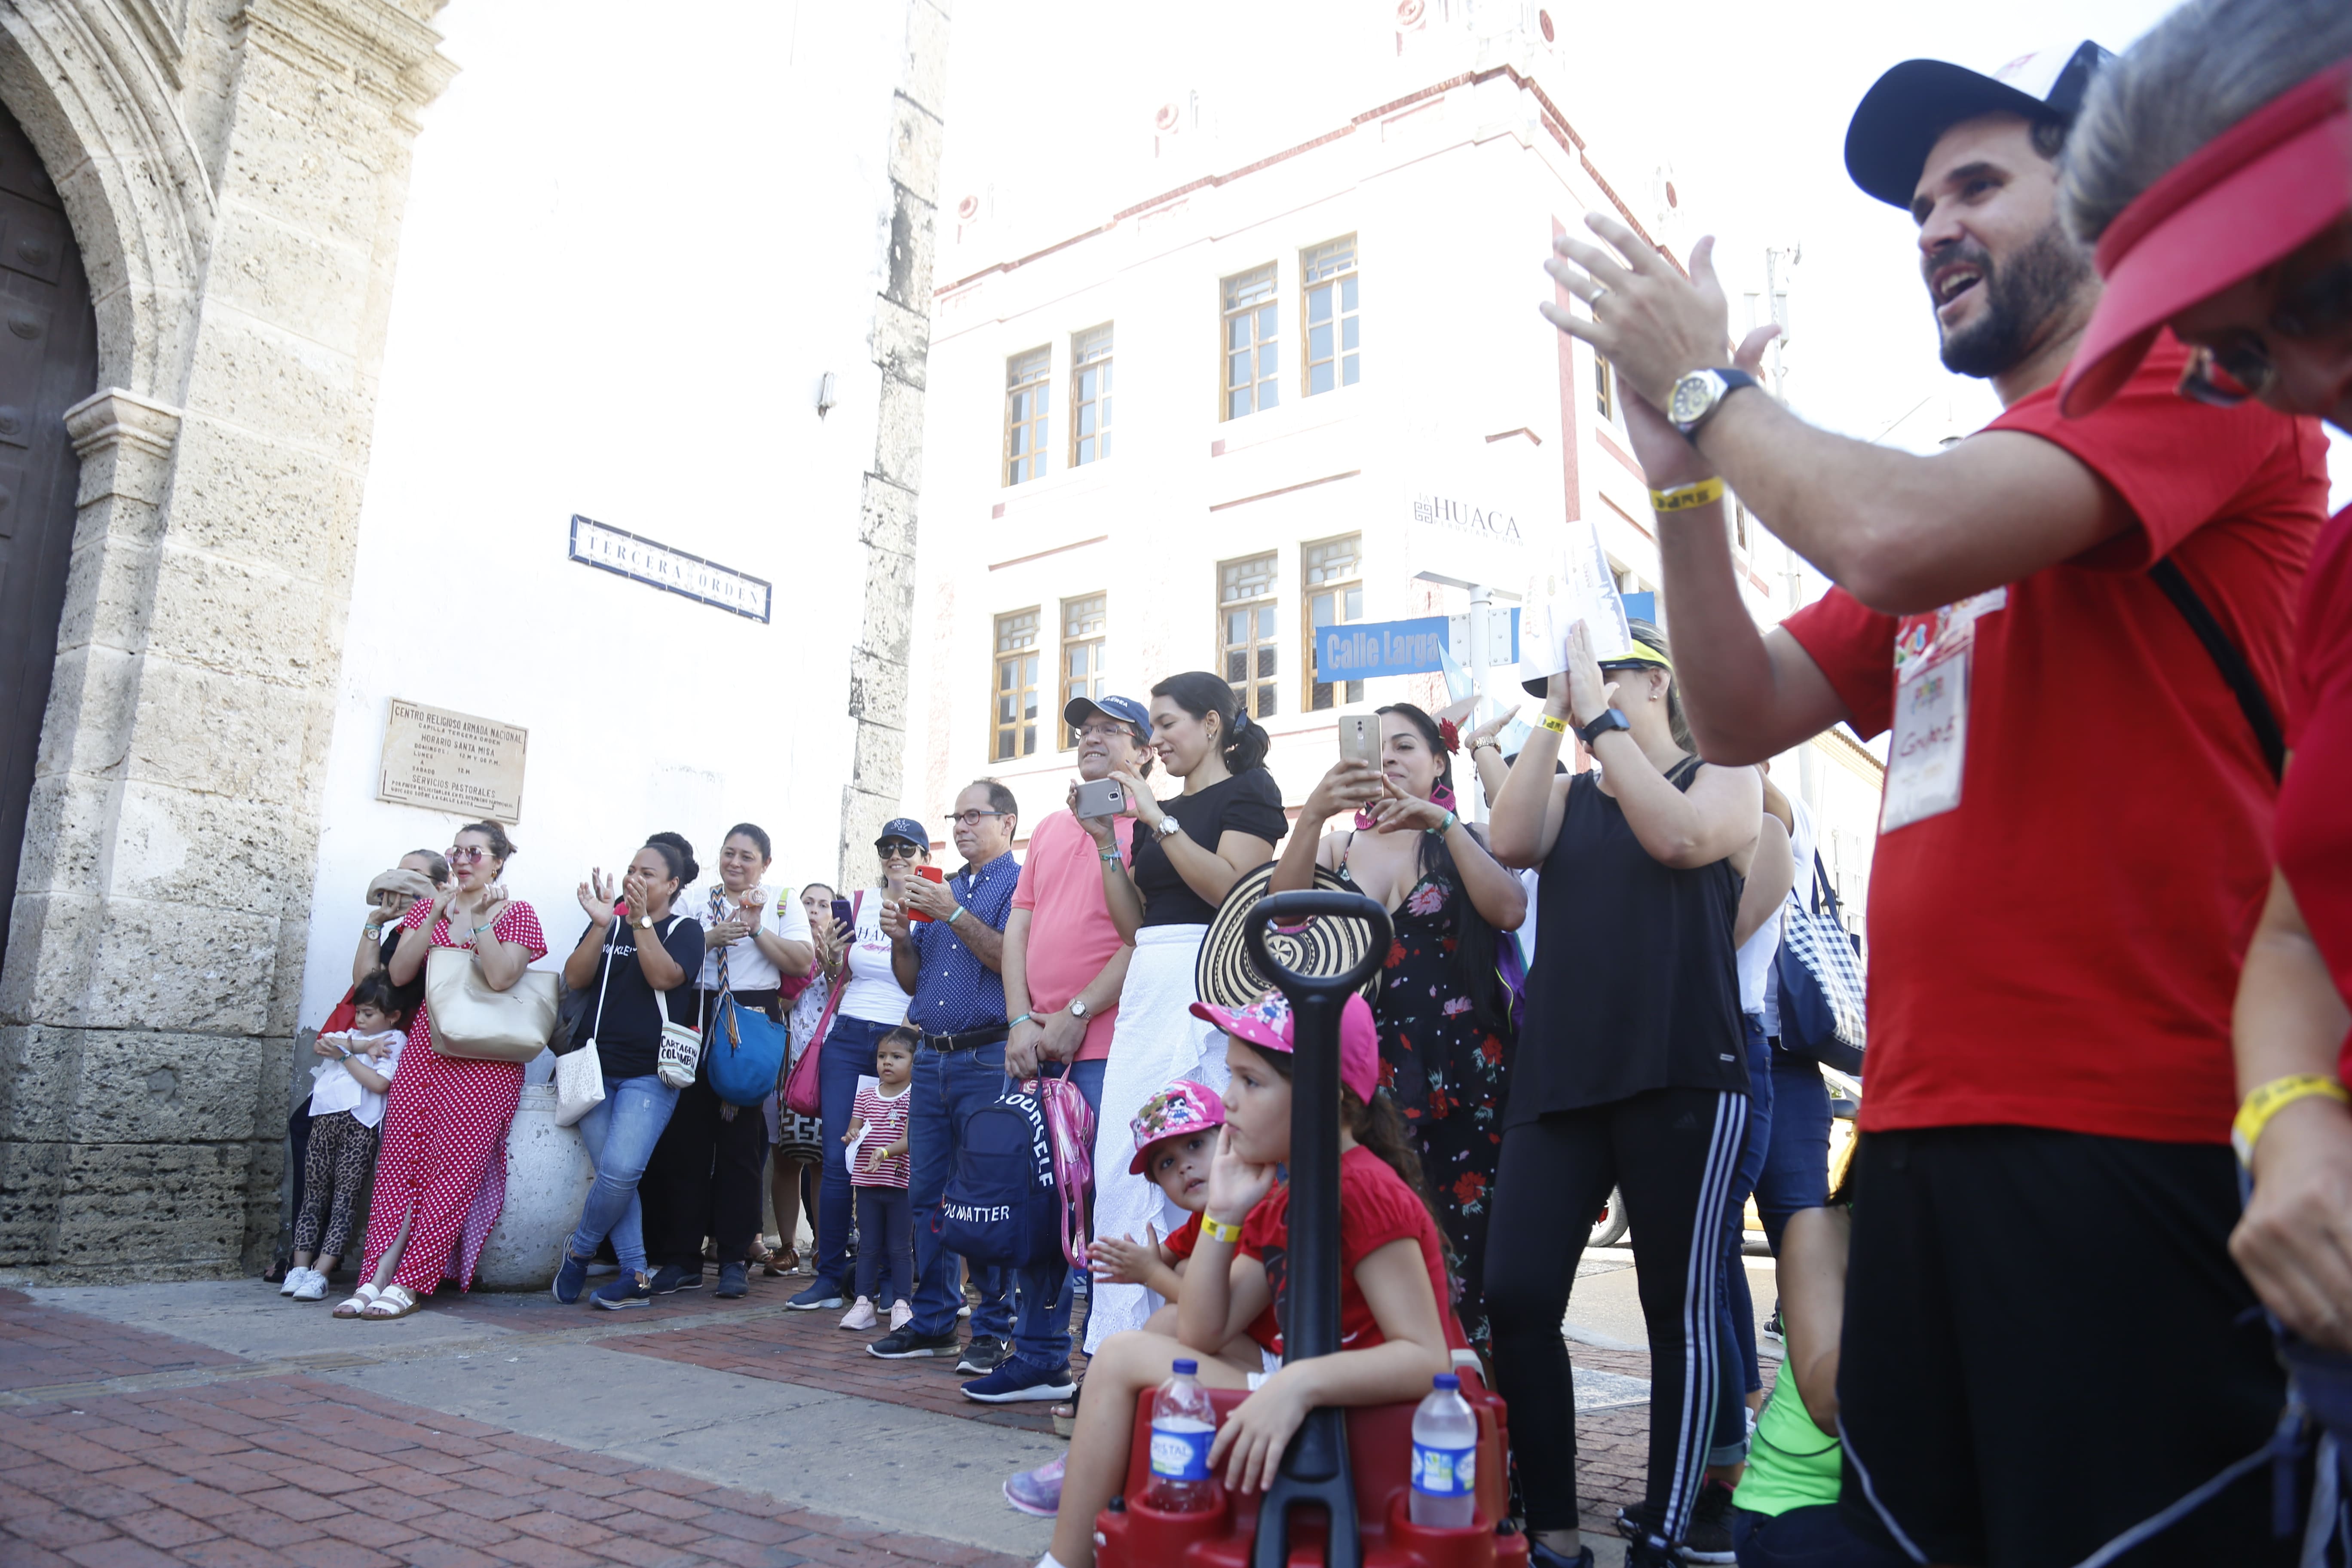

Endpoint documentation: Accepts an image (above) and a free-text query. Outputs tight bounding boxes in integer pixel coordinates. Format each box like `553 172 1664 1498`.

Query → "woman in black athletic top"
1485 617 1762 1568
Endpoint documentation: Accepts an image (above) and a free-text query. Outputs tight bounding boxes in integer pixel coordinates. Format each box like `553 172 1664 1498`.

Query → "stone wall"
0 0 456 1279
837 0 951 880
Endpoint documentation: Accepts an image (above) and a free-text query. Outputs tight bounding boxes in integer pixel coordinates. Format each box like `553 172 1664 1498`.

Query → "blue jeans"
910 1041 1068 1363
1755 1043 1831 1253
815 1015 895 1290
569 1074 680 1275
1733 1504 1912 1568
1711 1014 1775 1463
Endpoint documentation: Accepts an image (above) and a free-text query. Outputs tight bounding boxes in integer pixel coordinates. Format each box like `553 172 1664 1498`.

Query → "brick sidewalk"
0 1287 1029 1568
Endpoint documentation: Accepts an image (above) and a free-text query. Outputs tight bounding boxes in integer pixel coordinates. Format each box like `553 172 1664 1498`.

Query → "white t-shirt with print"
689 882 815 992
836 888 912 1026
309 1030 404 1127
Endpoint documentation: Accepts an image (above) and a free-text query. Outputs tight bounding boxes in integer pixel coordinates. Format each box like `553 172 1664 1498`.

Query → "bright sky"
940 0 2351 503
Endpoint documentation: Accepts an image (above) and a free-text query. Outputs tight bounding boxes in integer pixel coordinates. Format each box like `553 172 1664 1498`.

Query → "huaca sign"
377 700 529 821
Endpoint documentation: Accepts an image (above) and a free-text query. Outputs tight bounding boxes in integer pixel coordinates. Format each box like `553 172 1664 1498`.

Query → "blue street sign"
1622 591 1657 625
1315 617 1452 681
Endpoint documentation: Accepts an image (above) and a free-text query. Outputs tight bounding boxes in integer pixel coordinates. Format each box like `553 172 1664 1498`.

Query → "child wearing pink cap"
1086 1080 1228 1312
1028 989 1465 1568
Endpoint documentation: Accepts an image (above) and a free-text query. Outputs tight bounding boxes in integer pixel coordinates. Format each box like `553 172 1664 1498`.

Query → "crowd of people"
277 0 2352 1563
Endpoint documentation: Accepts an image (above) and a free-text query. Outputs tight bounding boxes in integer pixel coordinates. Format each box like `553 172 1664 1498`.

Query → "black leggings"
1486 1087 1749 1542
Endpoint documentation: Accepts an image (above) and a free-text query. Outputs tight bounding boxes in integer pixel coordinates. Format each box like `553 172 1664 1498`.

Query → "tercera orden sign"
567 514 772 622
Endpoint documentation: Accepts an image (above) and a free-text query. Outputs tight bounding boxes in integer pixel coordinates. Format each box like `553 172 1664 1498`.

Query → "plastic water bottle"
1409 1373 1479 1528
1145 1358 1217 1513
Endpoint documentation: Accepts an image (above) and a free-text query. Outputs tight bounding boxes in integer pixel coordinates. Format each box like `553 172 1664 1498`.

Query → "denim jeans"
908 1041 1041 1356
814 1015 893 1290
1711 1014 1776 1463
1732 1504 1913 1568
1755 1043 1832 1253
569 1073 681 1276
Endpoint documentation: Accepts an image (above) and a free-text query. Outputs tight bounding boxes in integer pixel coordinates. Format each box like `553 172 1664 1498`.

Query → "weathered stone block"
54 521 161 656
208 199 374 354
859 478 921 558
0 1023 81 1140
105 780 306 911
902 0 953 117
25 643 138 783
165 417 363 580
0 1139 63 1265
52 1026 284 1145
856 543 917 656
50 1138 260 1272
871 374 928 491
214 86 390 251
179 309 360 449
885 95 944 210
122 660 311 803
82 899 279 1034
0 891 104 1025
871 297 931 392
141 545 330 685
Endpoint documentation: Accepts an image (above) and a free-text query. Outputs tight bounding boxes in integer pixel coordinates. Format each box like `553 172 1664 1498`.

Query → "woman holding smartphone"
1272 701 1526 1352
786 821 924 1314
1485 619 1761 1568
1086 670 1287 1350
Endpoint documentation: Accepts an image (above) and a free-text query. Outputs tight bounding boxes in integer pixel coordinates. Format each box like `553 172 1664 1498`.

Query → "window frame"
1057 592 1108 751
1300 236 1361 397
1593 349 1614 424
1070 324 1113 468
1004 345 1051 487
1221 263 1281 421
1301 533 1366 712
1217 551 1281 721
991 606 1043 762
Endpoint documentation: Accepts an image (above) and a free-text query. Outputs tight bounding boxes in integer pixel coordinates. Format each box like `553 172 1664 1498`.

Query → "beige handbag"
426 946 558 1062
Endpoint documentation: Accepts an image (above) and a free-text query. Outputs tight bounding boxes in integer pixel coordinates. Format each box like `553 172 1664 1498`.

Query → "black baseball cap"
1063 693 1151 735
1844 41 2112 209
873 818 928 851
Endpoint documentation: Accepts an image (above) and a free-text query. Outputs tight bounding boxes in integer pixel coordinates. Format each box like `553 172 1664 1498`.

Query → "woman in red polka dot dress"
336 821 549 1320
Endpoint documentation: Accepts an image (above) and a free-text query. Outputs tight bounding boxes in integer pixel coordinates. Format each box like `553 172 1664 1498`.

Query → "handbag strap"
2150 555 2285 782
649 915 689 1032
585 915 620 1045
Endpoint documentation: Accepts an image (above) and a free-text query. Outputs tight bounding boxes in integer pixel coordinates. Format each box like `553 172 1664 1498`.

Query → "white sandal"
332 1283 381 1319
359 1284 421 1319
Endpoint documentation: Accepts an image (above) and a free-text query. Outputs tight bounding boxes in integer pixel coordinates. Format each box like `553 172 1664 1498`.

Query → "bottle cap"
1433 1373 1459 1390
1173 1359 1198 1375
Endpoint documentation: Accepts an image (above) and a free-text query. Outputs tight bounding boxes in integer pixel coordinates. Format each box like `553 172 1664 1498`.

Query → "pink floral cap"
1190 988 1380 1105
1127 1080 1228 1175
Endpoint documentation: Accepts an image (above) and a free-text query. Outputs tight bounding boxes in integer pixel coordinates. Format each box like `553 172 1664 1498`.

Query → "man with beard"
1539 43 2330 1568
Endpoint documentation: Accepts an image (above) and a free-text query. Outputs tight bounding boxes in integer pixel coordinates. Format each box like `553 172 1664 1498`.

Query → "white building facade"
906 5 1877 922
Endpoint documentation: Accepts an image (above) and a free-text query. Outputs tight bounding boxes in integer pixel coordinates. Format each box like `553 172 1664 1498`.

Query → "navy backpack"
938 1086 1061 1270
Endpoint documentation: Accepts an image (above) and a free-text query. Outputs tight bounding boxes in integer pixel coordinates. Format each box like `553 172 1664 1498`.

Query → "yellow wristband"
1200 1216 1243 1245
1537 714 1570 734
1650 477 1727 512
2231 1074 2349 1166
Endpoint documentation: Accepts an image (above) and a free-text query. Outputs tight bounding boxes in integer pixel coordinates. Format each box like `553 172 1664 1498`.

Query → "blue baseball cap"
873 817 929 850
1063 693 1151 736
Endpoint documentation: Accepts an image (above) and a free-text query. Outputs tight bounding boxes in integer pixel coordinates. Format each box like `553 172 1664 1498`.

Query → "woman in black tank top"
1485 619 1763 1568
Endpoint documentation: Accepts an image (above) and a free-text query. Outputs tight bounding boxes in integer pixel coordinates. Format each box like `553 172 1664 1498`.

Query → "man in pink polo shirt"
1002 692 1154 1106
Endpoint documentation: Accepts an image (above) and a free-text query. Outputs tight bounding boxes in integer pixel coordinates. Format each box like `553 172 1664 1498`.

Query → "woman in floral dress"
1271 703 1526 1349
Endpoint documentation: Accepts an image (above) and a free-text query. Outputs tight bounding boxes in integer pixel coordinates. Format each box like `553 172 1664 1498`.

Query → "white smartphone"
1073 778 1127 820
1336 714 1378 767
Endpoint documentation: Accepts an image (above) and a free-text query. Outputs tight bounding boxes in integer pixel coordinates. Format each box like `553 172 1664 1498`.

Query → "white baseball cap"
1844 41 2113 209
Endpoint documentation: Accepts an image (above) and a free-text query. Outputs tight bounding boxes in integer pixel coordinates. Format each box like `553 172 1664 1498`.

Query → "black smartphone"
830 897 854 932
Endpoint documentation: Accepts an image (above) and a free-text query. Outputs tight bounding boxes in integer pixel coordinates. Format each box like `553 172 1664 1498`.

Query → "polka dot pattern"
358 900 550 1295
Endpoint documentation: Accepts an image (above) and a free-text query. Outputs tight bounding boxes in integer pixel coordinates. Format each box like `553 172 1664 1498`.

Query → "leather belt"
922 1024 1008 1054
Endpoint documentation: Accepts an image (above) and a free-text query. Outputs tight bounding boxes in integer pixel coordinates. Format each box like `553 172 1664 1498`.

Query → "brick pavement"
1 1264 1674 1555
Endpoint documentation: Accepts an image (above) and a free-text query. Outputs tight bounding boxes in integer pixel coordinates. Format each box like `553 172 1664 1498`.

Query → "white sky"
938 0 2351 504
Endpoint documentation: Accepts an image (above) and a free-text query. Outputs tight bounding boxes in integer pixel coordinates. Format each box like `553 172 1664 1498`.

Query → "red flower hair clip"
1436 718 1461 754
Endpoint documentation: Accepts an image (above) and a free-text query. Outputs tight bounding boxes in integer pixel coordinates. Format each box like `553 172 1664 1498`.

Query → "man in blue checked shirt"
867 779 1049 1385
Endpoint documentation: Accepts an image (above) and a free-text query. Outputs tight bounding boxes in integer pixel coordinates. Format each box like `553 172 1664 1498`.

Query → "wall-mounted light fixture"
816 371 838 419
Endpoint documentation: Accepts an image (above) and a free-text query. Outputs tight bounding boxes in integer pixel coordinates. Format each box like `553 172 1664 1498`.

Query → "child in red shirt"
1033 991 1462 1568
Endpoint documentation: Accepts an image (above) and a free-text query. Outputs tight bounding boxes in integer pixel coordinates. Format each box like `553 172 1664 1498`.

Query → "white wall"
297 1 912 1027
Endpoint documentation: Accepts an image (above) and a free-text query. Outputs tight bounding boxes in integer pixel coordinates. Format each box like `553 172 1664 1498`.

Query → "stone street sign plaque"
377 700 528 821
567 514 772 622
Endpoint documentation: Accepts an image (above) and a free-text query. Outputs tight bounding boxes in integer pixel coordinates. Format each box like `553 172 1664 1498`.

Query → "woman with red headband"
2060 0 2352 1355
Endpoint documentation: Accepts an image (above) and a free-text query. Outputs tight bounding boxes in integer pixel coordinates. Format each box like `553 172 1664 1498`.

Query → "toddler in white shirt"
283 974 406 1302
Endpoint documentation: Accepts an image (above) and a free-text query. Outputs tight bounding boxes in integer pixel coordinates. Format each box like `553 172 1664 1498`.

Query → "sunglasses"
877 840 922 858
2178 256 2352 407
446 846 490 863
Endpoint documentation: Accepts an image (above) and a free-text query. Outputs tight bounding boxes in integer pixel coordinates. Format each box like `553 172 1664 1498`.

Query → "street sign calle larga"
1314 611 1521 682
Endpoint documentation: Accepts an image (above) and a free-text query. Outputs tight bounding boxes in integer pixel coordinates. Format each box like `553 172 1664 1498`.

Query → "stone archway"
0 0 455 1278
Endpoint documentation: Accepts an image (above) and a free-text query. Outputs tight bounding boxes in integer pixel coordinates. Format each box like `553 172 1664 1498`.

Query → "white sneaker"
889 1299 913 1331
839 1296 878 1331
291 1269 327 1302
279 1267 306 1296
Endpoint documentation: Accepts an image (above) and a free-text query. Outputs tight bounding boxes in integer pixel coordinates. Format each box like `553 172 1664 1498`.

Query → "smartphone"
1336 713 1379 767
907 864 945 923
1073 778 1126 820
830 897 854 933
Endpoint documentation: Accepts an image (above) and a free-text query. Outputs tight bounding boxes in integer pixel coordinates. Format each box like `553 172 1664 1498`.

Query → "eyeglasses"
944 810 1008 827
878 840 922 858
2177 257 2352 407
446 846 490 863
1075 720 1138 741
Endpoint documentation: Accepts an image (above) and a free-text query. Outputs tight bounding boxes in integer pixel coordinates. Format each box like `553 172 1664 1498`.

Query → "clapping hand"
878 897 911 943
1465 704 1520 752
1561 619 1616 730
576 870 618 927
1088 1225 1161 1286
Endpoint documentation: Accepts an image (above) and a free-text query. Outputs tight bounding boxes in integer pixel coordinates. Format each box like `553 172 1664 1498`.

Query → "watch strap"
1578 710 1632 747
1674 367 1759 435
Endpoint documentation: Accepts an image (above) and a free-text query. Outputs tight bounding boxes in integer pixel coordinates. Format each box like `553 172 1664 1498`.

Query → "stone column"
837 0 951 884
0 1 455 1277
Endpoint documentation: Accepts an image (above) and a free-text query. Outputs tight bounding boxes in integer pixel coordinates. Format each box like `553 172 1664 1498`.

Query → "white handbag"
555 923 619 1127
655 968 701 1090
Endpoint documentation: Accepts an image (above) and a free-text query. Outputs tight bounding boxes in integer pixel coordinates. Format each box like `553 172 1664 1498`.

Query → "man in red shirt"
1540 42 2331 1568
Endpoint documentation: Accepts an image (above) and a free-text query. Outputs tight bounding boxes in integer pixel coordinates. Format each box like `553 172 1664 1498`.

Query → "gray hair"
2062 0 2352 246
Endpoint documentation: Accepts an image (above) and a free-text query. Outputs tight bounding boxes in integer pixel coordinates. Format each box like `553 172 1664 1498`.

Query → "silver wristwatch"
1067 998 1091 1022
1154 816 1182 839
1667 368 1759 436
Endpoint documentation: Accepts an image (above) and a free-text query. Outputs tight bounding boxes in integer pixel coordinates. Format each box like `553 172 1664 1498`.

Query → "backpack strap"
2149 556 2285 782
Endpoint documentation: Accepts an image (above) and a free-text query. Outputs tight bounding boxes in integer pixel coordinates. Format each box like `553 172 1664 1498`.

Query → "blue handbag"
1775 851 1867 1074
706 993 790 1108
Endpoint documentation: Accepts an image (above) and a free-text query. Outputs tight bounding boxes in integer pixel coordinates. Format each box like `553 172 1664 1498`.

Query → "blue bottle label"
1149 1423 1214 1482
1411 1441 1477 1496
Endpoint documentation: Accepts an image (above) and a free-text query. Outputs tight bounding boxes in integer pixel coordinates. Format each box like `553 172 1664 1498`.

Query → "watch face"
1669 371 1721 427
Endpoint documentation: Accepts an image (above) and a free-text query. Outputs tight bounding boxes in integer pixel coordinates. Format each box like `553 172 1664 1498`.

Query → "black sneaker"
1675 1478 1738 1564
867 1324 962 1360
1528 1544 1594 1568
648 1264 701 1295
1624 1534 1679 1568
956 1334 1010 1375
712 1261 749 1299
1761 1305 1785 1344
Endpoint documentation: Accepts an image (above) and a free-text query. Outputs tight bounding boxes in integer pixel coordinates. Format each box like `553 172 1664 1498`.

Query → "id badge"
1882 647 1967 831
